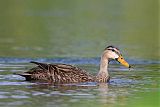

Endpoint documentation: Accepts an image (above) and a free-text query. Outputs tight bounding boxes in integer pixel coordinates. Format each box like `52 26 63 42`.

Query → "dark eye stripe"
107 49 115 52
107 49 121 55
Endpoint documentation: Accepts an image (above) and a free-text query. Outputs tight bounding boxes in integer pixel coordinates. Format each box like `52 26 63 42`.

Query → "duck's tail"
13 72 32 80
14 72 31 77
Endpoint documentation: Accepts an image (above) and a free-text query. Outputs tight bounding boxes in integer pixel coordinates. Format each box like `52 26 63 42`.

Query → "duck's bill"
116 56 131 68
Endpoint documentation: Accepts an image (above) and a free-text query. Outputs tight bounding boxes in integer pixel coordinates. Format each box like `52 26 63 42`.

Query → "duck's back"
16 61 94 83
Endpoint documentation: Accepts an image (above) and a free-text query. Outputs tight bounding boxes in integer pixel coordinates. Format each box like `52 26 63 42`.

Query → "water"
0 58 159 107
0 0 159 107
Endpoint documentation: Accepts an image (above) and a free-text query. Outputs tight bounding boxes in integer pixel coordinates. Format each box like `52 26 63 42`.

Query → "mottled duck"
15 46 131 83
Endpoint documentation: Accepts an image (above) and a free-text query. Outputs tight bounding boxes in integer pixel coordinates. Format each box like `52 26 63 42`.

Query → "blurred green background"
0 0 159 59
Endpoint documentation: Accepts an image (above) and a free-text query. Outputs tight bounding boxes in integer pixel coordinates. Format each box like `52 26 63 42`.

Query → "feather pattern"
18 61 95 83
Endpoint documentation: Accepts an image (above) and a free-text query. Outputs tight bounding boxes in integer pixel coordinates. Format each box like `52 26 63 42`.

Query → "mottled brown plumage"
15 46 130 83
18 61 95 83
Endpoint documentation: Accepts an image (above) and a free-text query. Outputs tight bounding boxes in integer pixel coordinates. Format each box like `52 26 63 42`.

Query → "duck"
15 46 131 83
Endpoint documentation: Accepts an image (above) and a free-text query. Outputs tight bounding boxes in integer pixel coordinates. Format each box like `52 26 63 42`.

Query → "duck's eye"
112 49 115 52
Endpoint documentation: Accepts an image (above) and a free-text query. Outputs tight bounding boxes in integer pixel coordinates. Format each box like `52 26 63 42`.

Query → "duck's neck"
98 54 109 76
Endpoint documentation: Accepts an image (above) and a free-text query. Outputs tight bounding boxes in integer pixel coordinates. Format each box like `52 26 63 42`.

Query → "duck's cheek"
112 53 119 59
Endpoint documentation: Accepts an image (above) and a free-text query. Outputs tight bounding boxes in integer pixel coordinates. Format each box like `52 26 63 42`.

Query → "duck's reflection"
97 83 109 104
27 82 97 92
24 81 128 106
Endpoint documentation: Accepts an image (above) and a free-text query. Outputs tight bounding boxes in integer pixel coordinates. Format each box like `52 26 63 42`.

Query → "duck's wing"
16 61 94 83
50 63 94 83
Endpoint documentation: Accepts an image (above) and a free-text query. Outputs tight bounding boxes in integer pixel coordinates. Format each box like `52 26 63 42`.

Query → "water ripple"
0 81 35 86
0 57 159 65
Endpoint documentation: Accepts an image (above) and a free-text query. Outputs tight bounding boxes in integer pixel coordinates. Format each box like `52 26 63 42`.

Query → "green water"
0 0 159 107
0 62 159 107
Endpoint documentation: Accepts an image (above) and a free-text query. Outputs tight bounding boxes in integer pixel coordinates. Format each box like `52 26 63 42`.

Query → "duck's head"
104 45 131 68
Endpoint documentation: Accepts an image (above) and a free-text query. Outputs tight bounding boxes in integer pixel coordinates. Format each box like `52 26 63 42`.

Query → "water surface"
0 58 159 107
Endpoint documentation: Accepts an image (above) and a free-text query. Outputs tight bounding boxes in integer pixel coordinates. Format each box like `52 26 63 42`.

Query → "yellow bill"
117 55 131 68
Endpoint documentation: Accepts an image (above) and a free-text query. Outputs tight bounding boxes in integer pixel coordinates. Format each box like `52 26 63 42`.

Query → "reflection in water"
97 83 109 104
